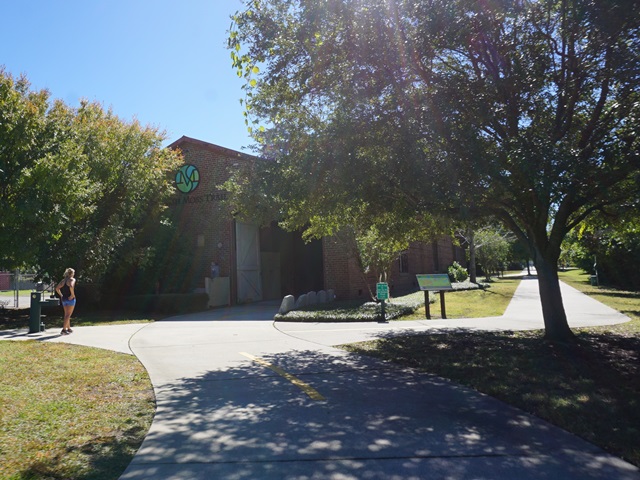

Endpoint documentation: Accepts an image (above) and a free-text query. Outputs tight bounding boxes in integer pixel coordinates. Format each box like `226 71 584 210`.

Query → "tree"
229 0 640 342
0 69 57 269
473 226 512 280
352 212 445 297
458 223 515 281
455 221 490 284
224 155 447 298
0 69 183 285
563 207 640 290
509 237 533 273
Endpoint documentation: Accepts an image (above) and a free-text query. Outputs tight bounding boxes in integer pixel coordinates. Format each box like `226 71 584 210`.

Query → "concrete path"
2 276 639 479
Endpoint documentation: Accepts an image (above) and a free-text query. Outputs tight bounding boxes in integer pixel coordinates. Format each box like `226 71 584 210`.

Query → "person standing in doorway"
210 261 220 278
55 268 76 335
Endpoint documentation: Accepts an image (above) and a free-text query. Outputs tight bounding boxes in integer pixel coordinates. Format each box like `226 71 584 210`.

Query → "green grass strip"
0 342 155 479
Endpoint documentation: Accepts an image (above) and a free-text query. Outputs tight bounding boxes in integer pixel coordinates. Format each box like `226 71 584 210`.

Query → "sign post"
376 282 389 323
416 274 453 319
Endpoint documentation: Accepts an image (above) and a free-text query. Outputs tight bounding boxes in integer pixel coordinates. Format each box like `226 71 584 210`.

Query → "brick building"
168 136 466 304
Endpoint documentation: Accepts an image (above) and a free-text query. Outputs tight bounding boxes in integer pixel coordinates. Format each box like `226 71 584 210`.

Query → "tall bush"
448 261 469 283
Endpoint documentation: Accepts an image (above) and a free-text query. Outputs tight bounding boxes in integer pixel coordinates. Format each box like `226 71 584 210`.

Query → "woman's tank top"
61 281 72 299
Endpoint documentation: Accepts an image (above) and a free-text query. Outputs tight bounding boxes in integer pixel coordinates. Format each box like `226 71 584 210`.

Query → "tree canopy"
562 206 640 290
229 0 640 341
0 69 182 286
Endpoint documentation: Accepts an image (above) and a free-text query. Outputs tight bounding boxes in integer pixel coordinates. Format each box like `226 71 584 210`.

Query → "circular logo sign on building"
175 165 200 193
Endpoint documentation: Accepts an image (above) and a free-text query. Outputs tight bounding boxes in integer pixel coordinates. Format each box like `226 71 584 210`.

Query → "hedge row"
275 297 424 323
107 293 209 314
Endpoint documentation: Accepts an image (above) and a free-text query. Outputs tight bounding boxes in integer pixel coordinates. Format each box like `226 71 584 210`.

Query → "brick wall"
165 136 469 301
0 272 10 290
322 236 352 299
167 137 255 292
323 234 467 300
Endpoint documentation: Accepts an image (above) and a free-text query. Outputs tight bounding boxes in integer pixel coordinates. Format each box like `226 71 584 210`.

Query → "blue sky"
0 0 254 153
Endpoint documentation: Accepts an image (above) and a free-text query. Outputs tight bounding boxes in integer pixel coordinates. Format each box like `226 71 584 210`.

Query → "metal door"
235 222 263 303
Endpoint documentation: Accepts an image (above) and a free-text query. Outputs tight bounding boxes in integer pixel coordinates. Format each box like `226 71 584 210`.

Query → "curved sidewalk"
275 276 631 345
2 277 638 479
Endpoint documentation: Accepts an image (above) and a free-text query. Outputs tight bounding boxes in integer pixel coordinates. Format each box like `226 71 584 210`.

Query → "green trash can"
589 275 598 286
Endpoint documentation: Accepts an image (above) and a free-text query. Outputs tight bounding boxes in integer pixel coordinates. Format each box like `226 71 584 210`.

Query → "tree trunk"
467 228 477 283
535 254 575 343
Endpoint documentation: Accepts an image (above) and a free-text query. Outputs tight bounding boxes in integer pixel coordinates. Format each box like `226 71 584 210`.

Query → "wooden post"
440 290 447 319
424 290 431 319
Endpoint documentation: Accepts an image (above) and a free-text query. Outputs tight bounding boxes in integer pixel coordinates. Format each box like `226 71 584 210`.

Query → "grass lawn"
0 342 155 480
276 276 522 322
398 276 521 319
341 270 640 467
0 308 159 479
558 268 640 336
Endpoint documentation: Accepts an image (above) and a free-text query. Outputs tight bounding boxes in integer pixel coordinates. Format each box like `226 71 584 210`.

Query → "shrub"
275 295 425 322
448 261 469 283
114 293 208 314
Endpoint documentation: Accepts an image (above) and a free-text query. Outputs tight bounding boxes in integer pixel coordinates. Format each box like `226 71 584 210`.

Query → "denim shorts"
61 298 76 307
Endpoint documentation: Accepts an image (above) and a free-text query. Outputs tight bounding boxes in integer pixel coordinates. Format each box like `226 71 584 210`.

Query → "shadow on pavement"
122 350 636 480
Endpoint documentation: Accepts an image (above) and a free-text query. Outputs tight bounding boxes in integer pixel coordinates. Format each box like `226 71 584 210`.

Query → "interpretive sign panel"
416 274 453 291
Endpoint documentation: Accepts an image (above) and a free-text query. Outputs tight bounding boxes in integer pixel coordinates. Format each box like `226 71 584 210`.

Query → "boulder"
294 294 308 309
307 291 317 305
317 290 327 303
279 295 295 314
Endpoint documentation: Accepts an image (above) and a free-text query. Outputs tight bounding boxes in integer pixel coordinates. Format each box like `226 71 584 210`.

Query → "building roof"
167 136 259 162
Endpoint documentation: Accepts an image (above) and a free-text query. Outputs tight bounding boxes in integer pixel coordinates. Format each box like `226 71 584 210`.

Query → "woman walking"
55 268 76 335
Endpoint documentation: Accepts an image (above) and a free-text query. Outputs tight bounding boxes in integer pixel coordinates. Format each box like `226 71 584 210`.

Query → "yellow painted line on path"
239 352 326 401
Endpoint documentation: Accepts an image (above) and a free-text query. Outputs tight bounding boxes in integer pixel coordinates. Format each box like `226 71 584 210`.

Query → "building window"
398 250 409 274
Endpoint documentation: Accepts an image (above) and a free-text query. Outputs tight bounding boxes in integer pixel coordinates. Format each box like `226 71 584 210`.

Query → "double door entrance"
235 222 324 304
